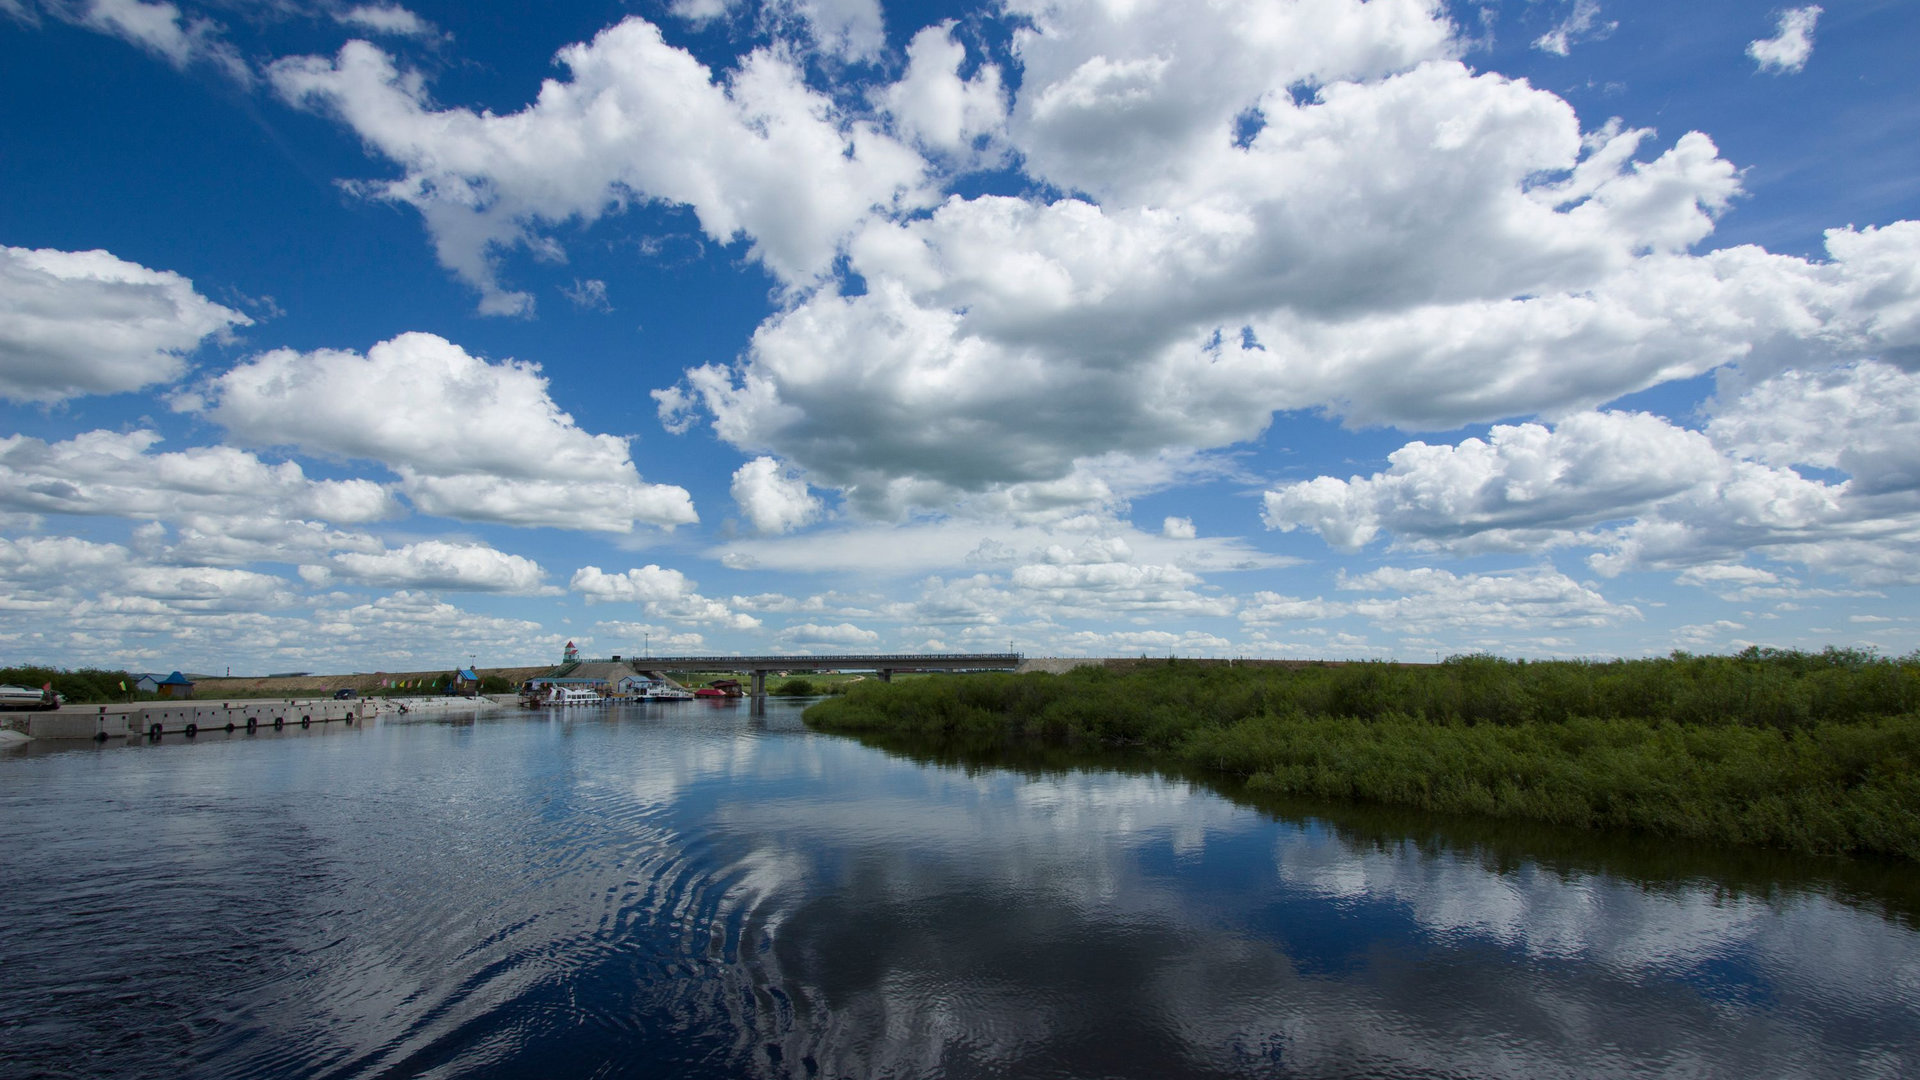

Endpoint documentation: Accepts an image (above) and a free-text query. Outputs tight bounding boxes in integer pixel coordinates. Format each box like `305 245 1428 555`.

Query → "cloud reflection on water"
3 705 1914 1079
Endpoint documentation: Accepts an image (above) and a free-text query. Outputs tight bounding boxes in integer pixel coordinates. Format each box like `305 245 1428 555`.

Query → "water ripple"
3 702 1916 1079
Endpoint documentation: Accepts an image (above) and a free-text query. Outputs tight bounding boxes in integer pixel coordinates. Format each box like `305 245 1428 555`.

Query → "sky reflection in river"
1 701 1914 1078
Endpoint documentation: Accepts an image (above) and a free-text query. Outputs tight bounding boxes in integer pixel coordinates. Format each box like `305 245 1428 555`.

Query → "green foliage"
769 676 856 696
803 651 1920 860
0 666 136 704
479 675 514 693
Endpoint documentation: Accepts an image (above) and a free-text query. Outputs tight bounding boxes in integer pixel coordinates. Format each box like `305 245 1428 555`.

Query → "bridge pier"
878 669 893 683
750 670 768 716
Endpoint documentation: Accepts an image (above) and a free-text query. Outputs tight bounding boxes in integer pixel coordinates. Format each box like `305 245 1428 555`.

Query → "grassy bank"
803 651 1920 860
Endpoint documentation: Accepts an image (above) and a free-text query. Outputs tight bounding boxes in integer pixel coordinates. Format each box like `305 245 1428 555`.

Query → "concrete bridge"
635 653 1022 710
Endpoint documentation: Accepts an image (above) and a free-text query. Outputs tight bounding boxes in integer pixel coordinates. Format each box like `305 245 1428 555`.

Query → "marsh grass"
804 650 1920 859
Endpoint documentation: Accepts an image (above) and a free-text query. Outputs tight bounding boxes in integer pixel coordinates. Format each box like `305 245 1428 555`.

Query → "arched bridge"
636 653 1022 710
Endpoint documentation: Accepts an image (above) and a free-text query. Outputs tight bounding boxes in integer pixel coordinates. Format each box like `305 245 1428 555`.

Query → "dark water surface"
3 701 1916 1079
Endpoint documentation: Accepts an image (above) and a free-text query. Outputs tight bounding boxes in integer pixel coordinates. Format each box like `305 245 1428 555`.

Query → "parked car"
0 685 60 711
333 688 356 699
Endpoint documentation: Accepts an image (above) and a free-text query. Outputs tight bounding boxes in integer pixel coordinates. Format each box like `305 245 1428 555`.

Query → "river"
2 700 1915 1078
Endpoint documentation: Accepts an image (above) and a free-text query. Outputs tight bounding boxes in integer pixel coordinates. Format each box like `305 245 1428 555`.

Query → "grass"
803 650 1920 860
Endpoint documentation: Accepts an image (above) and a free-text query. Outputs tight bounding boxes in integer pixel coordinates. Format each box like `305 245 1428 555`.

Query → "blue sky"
3 0 1917 673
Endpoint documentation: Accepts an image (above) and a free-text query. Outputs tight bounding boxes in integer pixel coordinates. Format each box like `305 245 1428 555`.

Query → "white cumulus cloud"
570 564 761 629
334 3 435 38
1748 6 1821 75
1241 567 1639 634
732 456 824 534
79 0 251 82
270 20 928 313
1260 357 1920 588
310 540 550 593
0 429 397 526
775 621 881 647
1707 360 1920 496
878 21 1007 163
1 245 249 403
669 0 885 60
191 332 696 533
1261 411 1727 553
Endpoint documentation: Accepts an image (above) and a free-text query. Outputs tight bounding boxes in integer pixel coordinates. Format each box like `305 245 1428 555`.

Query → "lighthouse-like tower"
563 640 580 663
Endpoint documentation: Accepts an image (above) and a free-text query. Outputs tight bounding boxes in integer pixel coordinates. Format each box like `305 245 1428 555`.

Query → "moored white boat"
522 685 606 707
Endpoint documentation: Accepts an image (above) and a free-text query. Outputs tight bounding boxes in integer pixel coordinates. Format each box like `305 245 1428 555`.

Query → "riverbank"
0 693 507 743
803 654 1920 860
363 694 510 715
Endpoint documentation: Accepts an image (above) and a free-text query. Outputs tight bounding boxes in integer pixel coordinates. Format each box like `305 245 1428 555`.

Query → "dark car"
333 688 356 699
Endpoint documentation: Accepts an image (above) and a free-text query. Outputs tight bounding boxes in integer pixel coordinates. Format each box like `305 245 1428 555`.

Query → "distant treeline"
804 649 1920 860
0 666 522 703
0 666 135 704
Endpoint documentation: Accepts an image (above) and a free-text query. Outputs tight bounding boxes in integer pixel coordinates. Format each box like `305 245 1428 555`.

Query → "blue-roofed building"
154 671 194 699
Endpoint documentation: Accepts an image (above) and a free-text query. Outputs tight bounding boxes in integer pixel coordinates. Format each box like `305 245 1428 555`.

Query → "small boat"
693 687 727 699
645 685 695 701
523 685 605 707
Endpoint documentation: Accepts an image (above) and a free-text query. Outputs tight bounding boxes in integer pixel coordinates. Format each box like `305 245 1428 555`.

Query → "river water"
2 700 1916 1079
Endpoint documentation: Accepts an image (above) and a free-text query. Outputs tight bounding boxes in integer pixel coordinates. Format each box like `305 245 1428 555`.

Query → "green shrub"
0 666 136 705
805 652 1920 859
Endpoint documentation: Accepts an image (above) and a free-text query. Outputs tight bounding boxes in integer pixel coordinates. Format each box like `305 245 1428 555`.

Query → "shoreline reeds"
803 650 1920 860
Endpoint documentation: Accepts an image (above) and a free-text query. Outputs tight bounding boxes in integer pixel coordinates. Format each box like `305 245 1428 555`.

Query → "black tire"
246 717 257 732
225 722 235 732
185 723 197 737
273 717 284 729
149 723 163 738
300 717 310 728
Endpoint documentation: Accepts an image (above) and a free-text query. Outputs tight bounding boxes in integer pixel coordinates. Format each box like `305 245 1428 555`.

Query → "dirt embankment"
1018 657 1375 676
193 666 552 698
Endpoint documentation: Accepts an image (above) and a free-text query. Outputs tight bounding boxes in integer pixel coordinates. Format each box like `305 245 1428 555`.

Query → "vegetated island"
804 650 1920 861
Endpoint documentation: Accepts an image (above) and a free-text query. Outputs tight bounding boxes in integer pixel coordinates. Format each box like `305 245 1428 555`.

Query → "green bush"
804 652 1920 859
0 666 136 705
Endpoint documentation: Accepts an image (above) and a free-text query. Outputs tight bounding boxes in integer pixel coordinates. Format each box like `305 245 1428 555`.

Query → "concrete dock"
0 695 505 742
